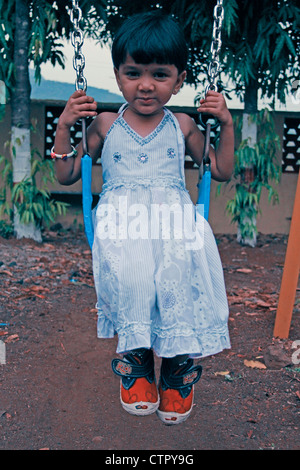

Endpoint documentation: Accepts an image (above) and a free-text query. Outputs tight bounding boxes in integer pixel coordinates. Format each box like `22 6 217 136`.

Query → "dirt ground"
0 228 299 451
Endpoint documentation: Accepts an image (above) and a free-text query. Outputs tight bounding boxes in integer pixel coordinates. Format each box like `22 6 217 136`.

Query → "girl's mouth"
137 97 155 103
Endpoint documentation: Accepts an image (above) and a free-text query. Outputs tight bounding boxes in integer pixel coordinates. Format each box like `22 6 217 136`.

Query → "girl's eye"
154 72 168 79
126 71 140 78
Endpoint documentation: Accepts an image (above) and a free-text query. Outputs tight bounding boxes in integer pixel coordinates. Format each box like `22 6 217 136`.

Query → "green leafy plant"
0 220 13 238
226 109 281 241
0 153 13 221
0 149 69 234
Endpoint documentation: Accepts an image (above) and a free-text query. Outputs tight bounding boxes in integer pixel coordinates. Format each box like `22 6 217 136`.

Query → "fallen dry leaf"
257 300 274 308
5 334 19 343
0 269 13 277
244 359 267 369
214 370 230 376
29 286 50 293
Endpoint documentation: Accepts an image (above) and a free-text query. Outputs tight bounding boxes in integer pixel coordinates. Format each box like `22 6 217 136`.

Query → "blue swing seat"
196 164 211 221
81 153 94 249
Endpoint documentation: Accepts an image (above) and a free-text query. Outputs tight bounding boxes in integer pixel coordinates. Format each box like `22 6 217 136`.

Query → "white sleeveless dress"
92 106 230 358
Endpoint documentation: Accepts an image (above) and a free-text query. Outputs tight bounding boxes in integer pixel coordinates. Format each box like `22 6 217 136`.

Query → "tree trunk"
11 0 41 242
237 77 258 247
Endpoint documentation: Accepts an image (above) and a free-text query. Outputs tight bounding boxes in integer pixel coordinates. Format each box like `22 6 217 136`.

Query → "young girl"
53 11 234 425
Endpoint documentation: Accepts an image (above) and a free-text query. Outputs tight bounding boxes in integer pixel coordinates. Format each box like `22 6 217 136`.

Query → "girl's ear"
173 70 187 95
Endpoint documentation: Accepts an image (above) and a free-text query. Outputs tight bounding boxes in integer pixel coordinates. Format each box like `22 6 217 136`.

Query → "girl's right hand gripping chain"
59 90 98 129
54 91 97 185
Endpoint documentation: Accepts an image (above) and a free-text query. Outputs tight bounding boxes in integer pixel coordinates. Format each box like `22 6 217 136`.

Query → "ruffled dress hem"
97 312 230 359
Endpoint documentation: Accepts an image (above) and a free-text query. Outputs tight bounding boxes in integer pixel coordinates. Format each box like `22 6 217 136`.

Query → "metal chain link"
206 0 224 93
70 0 87 91
200 0 224 130
200 1 224 163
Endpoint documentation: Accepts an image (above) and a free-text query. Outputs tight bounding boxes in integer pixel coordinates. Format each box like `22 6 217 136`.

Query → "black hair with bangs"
111 11 188 73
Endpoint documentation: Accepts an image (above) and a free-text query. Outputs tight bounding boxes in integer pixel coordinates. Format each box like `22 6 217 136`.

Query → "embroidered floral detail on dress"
138 153 148 164
161 291 176 309
192 286 200 301
102 259 111 274
113 152 122 163
167 148 176 159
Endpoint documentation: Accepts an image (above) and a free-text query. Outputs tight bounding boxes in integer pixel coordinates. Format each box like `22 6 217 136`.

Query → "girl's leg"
163 354 189 369
111 348 159 416
157 355 202 425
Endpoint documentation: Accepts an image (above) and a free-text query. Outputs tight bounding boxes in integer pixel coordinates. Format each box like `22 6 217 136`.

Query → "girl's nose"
138 76 155 92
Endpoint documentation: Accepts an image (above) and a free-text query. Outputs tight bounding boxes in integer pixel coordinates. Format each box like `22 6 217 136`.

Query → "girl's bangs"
128 39 175 66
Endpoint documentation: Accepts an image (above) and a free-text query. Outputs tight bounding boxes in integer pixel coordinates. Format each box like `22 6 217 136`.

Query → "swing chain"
199 0 224 131
206 0 224 93
70 0 87 92
69 0 89 155
200 1 224 166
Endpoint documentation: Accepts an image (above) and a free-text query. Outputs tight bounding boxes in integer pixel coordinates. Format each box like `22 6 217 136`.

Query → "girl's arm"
176 91 234 182
53 90 100 185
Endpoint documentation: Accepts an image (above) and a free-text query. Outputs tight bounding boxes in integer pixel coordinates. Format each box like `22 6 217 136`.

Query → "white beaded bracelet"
50 145 78 161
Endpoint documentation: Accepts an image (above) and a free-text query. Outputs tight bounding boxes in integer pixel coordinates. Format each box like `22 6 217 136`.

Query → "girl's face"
114 55 186 117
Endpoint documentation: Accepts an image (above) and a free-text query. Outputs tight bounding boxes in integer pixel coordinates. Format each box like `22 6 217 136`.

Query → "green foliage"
0 150 69 230
0 219 13 238
0 0 15 94
29 1 66 85
0 153 13 221
0 0 67 95
225 109 281 241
